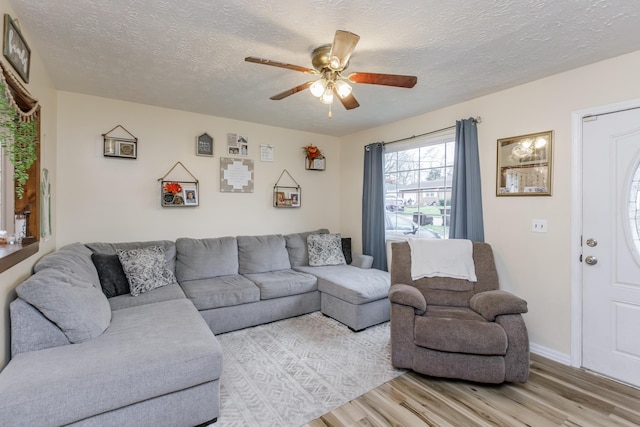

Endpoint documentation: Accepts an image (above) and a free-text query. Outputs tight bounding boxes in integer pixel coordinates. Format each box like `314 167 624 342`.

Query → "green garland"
0 81 38 199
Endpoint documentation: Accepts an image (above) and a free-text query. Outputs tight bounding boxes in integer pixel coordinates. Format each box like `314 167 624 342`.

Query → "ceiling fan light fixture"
334 79 352 98
309 79 326 97
329 55 341 70
320 86 334 104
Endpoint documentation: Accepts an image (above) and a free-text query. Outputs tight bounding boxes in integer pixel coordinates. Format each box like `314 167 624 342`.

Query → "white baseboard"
530 343 571 365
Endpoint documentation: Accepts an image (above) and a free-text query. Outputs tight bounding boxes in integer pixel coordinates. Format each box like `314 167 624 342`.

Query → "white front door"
582 107 640 388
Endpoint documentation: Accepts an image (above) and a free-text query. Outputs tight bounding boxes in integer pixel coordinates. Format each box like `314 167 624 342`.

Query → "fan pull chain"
328 102 332 119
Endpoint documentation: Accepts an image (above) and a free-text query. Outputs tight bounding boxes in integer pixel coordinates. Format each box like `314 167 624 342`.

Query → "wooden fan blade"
329 30 360 70
347 72 417 88
245 57 317 74
334 88 360 110
270 81 314 100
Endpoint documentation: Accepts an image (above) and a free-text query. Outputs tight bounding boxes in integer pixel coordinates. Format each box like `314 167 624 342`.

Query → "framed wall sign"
196 132 213 156
496 130 553 196
3 14 30 83
220 157 254 193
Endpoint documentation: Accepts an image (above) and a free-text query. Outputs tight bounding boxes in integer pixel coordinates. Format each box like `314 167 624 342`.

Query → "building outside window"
384 132 455 241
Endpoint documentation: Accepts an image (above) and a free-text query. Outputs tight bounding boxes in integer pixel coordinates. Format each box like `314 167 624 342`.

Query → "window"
384 132 455 240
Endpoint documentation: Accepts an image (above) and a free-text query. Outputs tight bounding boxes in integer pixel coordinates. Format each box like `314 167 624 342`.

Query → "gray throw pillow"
117 246 177 296
16 269 112 343
308 233 347 266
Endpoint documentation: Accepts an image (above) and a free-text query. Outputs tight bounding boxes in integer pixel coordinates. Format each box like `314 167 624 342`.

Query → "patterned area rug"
213 312 405 426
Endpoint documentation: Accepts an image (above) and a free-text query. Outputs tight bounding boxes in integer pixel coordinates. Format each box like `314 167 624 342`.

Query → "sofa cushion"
91 253 130 297
180 275 260 310
15 269 111 344
237 234 291 274
295 265 390 305
0 299 222 427
308 233 347 266
117 246 178 296
34 243 100 288
414 314 508 355
243 269 318 300
108 283 186 311
10 299 71 356
284 229 328 267
175 236 238 282
86 240 177 273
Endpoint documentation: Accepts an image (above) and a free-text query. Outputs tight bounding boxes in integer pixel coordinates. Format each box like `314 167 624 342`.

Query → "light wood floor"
304 354 640 426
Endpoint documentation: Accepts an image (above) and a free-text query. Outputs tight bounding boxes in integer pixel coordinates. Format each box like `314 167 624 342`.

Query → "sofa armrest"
470 290 528 321
389 284 426 315
350 253 373 269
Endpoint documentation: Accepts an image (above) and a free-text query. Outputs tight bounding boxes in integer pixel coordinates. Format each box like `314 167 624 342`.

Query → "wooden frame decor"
220 157 254 193
196 132 213 156
497 130 553 196
158 161 199 207
102 125 138 159
3 15 30 83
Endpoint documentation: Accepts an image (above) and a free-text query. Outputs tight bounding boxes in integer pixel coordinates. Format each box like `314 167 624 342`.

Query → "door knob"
585 255 598 265
586 238 597 247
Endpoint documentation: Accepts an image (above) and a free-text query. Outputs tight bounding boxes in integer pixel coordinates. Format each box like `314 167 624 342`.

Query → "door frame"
570 97 640 368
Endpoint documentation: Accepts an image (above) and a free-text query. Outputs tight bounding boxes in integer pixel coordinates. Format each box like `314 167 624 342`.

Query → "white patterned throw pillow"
117 245 177 296
307 233 347 266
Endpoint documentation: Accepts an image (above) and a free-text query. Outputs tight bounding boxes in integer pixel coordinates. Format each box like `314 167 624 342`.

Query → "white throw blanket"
408 238 477 281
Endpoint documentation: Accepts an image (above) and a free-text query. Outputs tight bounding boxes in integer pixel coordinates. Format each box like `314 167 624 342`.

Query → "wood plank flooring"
303 354 640 426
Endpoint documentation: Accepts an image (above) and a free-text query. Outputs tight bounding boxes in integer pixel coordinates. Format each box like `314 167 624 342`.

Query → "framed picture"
161 181 199 207
220 157 254 193
183 187 198 205
273 186 301 208
3 14 30 83
496 130 553 196
290 192 300 207
196 133 213 157
102 125 138 159
104 137 137 159
305 156 326 171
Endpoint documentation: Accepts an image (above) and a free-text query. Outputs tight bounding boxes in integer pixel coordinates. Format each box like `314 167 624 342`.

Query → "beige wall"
56 92 340 245
0 0 58 369
339 50 640 359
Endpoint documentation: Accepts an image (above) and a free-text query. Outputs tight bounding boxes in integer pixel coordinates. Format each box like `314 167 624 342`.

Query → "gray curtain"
450 118 485 242
362 142 387 271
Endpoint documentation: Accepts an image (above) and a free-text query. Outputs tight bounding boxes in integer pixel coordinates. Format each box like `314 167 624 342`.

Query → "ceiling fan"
245 30 417 116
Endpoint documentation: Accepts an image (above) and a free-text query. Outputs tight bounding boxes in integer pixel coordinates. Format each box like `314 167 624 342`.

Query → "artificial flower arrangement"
163 182 183 194
162 182 184 205
303 145 324 168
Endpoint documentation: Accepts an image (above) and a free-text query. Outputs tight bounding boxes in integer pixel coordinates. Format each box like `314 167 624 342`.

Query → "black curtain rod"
383 116 482 146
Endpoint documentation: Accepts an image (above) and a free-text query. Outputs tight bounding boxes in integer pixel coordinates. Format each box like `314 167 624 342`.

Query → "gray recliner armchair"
388 241 530 383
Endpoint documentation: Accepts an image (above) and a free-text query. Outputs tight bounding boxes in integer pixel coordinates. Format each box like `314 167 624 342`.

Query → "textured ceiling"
7 0 640 136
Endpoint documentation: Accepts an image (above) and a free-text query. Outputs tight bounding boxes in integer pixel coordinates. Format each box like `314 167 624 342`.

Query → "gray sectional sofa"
0 230 390 426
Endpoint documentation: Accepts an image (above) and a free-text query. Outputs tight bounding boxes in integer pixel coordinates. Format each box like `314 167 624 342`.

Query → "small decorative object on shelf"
158 161 199 207
303 144 325 170
102 124 138 159
273 169 301 208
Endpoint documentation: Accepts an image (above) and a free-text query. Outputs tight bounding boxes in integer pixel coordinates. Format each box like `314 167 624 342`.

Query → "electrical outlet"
532 219 547 233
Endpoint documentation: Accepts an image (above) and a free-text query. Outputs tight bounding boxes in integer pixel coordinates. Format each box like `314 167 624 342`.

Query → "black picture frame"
3 14 30 83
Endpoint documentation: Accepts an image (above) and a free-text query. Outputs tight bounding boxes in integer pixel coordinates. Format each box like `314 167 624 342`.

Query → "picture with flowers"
303 145 325 170
161 181 199 207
